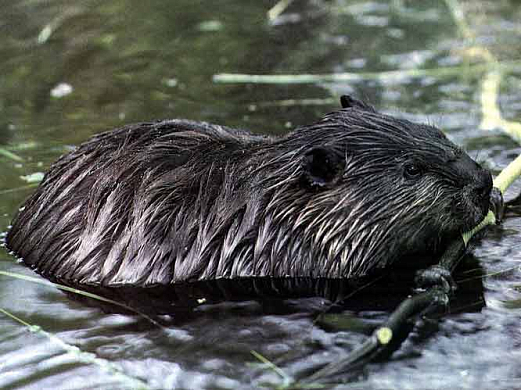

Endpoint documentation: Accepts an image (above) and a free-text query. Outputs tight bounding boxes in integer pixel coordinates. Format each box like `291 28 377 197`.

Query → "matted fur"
6 99 492 287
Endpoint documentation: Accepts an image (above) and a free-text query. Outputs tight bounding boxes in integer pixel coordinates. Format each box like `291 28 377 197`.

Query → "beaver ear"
340 95 376 112
302 146 345 188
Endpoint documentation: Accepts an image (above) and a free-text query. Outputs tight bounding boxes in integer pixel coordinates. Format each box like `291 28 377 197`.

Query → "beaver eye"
404 163 422 179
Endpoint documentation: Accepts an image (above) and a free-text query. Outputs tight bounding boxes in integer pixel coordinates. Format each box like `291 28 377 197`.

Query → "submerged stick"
305 288 447 383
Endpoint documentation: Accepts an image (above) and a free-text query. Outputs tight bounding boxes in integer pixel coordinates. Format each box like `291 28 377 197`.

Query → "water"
1 0 521 389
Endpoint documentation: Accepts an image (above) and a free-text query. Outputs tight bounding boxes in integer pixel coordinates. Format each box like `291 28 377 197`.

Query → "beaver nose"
472 169 493 202
453 153 492 200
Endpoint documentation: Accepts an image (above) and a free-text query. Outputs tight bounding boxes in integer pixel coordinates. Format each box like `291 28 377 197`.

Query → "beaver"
5 96 494 292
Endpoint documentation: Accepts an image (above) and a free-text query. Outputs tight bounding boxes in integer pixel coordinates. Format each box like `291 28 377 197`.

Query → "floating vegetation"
20 172 45 184
0 147 23 162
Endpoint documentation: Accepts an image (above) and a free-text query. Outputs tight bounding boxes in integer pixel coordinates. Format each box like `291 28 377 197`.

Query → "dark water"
1 0 521 389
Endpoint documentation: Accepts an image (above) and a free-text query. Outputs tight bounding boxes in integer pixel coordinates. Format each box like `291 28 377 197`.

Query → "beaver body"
6 97 492 289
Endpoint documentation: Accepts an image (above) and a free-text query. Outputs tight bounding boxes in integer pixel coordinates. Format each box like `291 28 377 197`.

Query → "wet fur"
6 98 492 287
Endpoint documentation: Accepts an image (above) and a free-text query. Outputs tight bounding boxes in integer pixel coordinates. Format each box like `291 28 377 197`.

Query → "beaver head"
5 96 493 286
253 95 492 277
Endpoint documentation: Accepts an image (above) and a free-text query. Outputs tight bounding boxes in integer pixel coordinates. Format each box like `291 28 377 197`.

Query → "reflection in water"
0 0 521 389
57 256 486 319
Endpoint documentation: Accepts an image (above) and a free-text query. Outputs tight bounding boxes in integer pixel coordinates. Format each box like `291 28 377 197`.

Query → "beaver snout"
456 167 493 230
473 168 493 204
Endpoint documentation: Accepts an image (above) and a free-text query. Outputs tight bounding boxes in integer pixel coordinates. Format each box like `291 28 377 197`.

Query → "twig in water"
268 0 294 22
213 61 521 85
0 270 163 328
0 307 150 389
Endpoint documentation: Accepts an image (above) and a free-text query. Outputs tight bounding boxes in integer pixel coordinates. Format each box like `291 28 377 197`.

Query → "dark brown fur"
5 97 492 288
